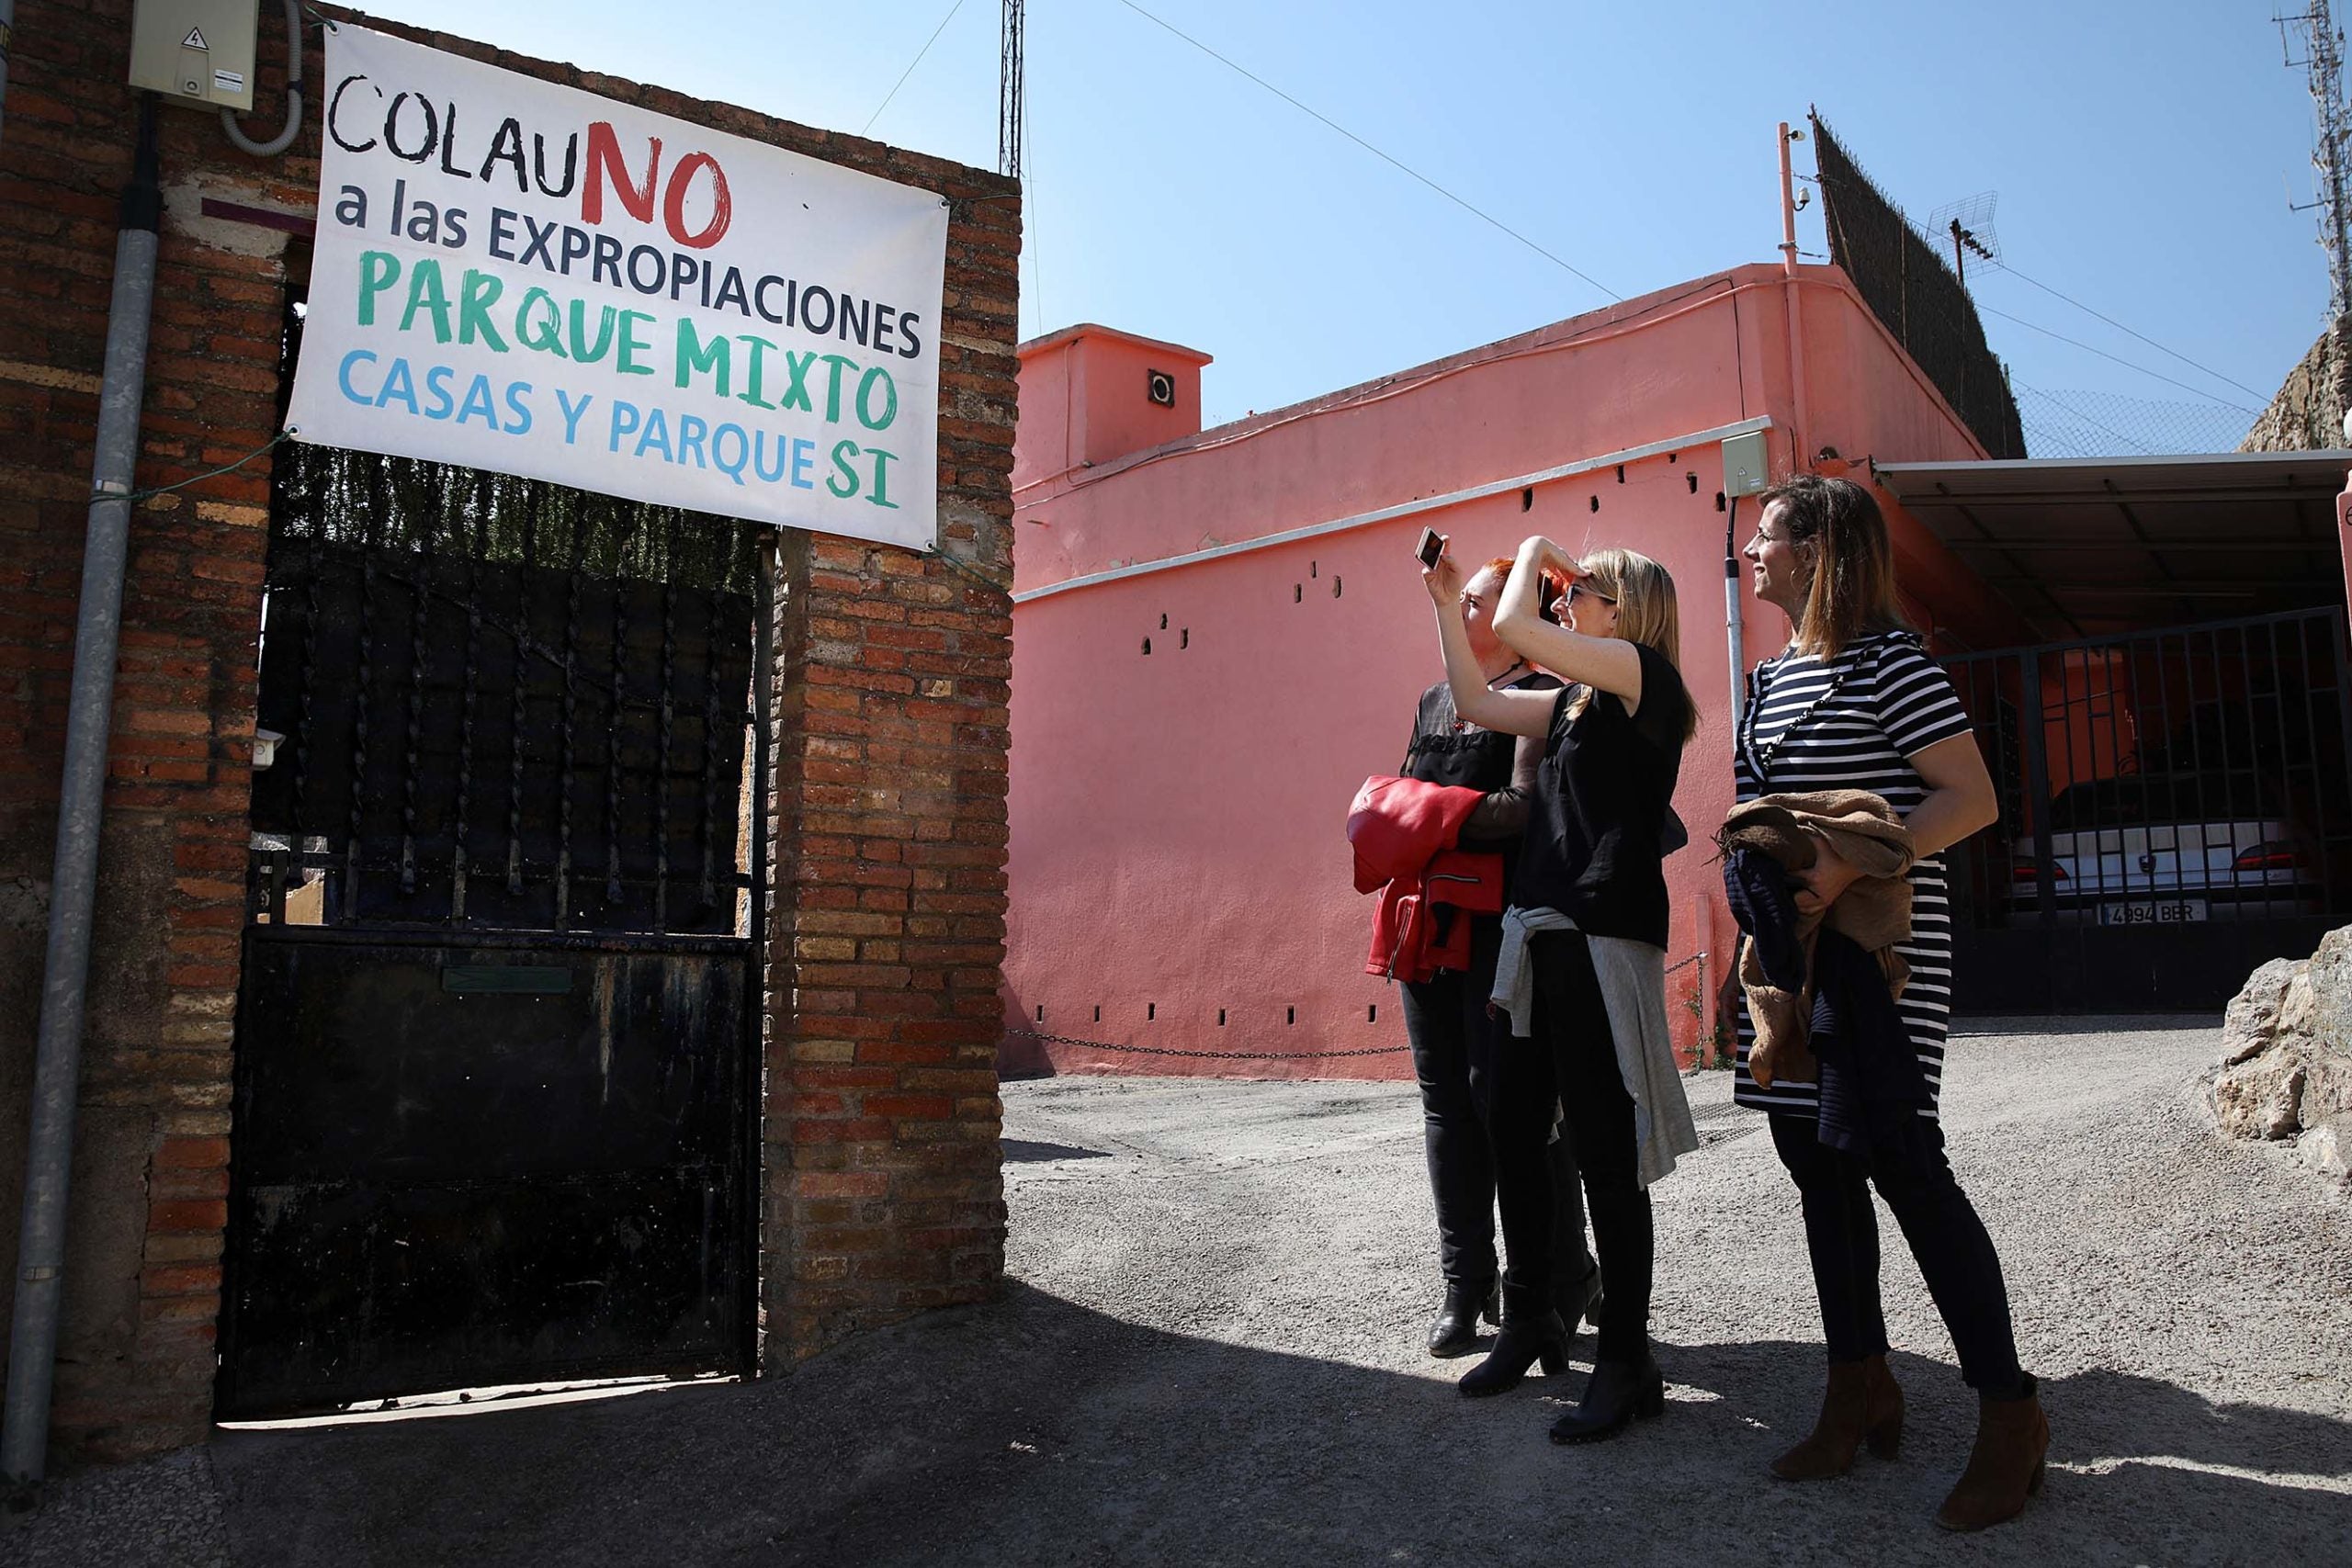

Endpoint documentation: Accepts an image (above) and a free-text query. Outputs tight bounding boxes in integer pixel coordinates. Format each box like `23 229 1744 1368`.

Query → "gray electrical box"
130 0 258 113
1721 429 1771 498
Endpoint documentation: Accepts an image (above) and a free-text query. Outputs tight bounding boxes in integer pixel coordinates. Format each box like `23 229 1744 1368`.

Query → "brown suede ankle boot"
1936 1375 2050 1531
1771 1355 1904 1480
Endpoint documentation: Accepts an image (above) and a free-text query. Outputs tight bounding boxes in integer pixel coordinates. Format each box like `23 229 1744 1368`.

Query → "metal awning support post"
3 95 162 1488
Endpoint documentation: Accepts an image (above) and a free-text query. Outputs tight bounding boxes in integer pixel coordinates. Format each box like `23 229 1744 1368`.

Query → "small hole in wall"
1148 1002 1157 1021
1715 491 1726 512
1615 464 1626 484
1181 627 1190 649
1589 495 1600 513
1218 1008 1227 1025
1141 637 1151 654
1093 1006 1101 1022
1035 1005 1044 1022
1688 473 1699 493
1160 613 1168 629
1295 584 1303 604
1311 560 1318 578
1368 1004 1378 1022
1521 487 1533 511
1286 1006 1296 1025
1668 452 1679 466
1331 577 1342 599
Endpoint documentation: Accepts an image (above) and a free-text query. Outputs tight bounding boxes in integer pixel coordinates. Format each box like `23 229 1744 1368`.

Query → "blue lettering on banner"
334 348 535 434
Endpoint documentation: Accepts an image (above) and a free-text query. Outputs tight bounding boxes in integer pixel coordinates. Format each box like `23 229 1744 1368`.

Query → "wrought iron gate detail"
1943 608 2352 1014
220 442 769 1419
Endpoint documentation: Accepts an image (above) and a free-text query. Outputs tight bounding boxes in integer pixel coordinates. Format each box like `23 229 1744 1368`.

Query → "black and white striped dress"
1733 629 1976 1120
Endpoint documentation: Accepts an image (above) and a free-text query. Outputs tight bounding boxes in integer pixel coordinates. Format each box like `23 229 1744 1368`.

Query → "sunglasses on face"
1569 583 1616 606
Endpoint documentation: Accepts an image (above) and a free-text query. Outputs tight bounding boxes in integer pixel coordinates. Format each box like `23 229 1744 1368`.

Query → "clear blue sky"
372 0 2330 452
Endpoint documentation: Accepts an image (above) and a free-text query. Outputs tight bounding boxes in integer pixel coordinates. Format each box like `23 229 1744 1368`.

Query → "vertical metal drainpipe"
3 94 163 1489
1724 496 1745 730
0 0 16 147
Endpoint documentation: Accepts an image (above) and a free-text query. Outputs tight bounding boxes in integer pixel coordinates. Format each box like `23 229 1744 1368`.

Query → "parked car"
2005 769 2322 926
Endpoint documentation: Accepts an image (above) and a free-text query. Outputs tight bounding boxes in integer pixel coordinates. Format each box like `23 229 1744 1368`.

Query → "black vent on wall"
1146 368 1176 408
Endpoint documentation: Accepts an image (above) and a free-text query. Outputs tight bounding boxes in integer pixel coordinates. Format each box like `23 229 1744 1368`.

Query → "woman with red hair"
1397 557 1601 1359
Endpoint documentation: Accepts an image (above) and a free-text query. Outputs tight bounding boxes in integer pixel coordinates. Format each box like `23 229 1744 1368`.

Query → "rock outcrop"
2211 929 2352 1180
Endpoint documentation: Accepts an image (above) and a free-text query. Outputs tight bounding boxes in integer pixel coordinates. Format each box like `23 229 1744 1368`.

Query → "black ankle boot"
1548 1352 1666 1443
1427 1281 1496 1359
1553 1265 1604 1333
1456 1305 1570 1397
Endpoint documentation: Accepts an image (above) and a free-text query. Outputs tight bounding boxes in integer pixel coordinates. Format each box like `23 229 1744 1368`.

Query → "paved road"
15 1023 2351 1565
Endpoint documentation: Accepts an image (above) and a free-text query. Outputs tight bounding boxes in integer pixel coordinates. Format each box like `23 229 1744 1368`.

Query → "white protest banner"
287 27 948 550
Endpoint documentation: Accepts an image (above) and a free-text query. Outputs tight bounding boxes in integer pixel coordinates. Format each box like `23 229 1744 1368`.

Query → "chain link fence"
1811 112 2027 460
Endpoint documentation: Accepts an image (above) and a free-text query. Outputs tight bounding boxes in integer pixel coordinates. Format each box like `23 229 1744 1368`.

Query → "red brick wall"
0 0 1015 1464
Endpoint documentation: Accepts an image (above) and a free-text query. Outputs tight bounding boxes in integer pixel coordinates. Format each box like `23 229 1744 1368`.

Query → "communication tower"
1000 0 1025 181
2280 3 2352 319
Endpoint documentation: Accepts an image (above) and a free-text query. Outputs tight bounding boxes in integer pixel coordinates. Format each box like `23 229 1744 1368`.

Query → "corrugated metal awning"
1875 451 2352 637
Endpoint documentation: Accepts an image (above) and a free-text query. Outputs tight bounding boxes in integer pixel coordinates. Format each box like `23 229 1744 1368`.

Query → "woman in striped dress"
1736 476 2049 1532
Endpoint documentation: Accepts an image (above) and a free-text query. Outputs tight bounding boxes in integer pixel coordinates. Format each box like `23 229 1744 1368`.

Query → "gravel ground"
9 1021 2348 1566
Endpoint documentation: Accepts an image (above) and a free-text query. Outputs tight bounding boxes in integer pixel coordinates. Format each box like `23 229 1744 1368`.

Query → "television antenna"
1927 192 2000 287
2278 3 2352 320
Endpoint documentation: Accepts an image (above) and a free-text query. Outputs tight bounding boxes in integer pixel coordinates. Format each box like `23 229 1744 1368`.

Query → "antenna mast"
2281 2 2352 319
999 0 1025 181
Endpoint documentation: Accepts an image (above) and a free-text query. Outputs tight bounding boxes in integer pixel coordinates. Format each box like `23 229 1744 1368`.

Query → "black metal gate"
218 440 770 1418
1945 608 2352 1014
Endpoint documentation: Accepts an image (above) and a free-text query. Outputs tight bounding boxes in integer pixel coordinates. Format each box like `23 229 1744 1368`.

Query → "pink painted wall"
1004 265 2029 1079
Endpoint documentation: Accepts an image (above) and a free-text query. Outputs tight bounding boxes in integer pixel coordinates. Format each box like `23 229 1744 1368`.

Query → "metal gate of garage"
1943 608 2352 1014
216 434 770 1419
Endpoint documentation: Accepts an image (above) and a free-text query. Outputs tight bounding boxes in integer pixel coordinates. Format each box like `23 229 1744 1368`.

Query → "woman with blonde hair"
1421 536 1699 1445
1395 557 1601 1359
1736 474 2044 1531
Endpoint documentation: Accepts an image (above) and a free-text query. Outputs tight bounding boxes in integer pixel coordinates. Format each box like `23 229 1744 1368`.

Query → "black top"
1512 643 1690 949
1403 671 1562 863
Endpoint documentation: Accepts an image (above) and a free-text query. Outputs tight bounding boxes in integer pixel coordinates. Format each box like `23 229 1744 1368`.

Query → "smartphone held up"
1415 526 1444 570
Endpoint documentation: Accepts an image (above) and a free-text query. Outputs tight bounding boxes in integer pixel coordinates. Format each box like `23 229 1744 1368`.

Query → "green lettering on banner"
734 334 778 410
828 438 861 499
616 310 656 377
357 250 400 326
568 301 618 365
401 259 455 343
515 288 567 356
675 320 730 398
458 270 509 352
855 366 897 432
820 354 857 423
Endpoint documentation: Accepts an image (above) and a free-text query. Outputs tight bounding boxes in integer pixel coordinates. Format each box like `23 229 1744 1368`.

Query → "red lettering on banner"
663 152 733 250
582 122 660 227
582 124 734 250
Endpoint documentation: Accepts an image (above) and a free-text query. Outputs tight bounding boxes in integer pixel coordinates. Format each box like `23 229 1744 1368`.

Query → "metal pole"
1724 495 1747 729
1778 122 1809 470
3 94 162 1488
0 0 17 147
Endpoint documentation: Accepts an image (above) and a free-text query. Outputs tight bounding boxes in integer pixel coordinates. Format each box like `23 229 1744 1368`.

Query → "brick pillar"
760 260 1021 1358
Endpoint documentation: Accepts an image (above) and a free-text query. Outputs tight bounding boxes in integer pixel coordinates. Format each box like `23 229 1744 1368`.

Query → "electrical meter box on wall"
1721 429 1771 498
130 0 259 113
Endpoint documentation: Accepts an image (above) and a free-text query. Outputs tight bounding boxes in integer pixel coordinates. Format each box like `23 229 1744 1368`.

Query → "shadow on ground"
96 1283 2336 1568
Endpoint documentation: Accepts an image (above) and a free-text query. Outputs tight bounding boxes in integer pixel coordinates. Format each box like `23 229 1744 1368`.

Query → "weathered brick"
8 0 1013 1465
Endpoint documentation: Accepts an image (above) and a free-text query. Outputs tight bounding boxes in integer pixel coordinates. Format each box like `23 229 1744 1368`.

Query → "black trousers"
1489 931 1649 1363
1769 1110 2024 1393
1401 917 1593 1293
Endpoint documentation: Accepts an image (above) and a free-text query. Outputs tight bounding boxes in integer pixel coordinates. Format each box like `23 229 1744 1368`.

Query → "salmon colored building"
1000 258 2051 1078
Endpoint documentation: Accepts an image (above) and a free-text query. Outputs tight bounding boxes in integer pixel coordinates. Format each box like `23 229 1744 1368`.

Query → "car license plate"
2100 899 2208 926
